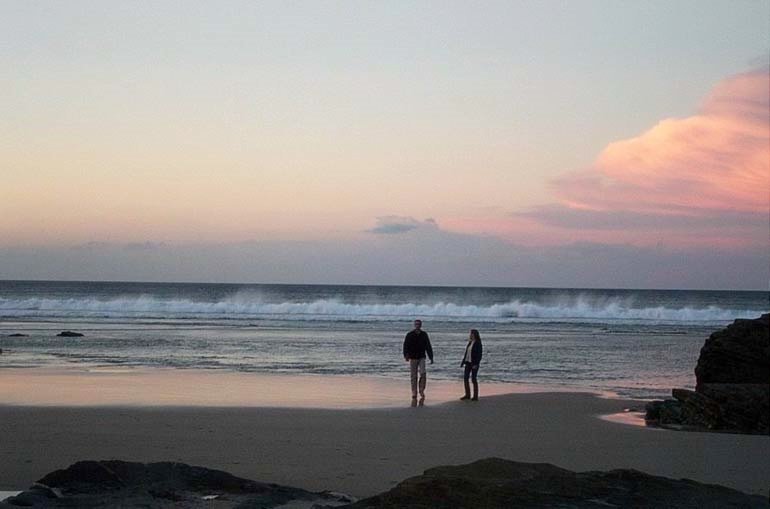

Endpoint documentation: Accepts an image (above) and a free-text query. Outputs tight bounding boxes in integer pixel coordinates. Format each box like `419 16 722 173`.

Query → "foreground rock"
346 458 765 508
646 314 769 434
56 331 84 337
1 460 352 508
3 459 764 509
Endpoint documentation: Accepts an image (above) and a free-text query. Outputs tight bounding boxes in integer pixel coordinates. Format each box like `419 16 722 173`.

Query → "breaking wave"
0 295 762 324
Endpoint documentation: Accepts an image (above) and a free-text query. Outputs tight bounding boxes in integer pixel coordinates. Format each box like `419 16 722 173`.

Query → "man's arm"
425 333 434 363
403 333 409 360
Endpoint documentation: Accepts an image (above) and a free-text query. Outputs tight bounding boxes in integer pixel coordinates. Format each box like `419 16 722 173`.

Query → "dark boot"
462 377 471 400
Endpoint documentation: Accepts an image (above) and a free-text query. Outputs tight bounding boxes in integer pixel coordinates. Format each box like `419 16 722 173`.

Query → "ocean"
0 280 766 399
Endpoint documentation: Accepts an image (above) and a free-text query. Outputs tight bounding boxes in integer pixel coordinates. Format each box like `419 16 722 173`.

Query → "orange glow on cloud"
450 68 769 249
553 69 769 216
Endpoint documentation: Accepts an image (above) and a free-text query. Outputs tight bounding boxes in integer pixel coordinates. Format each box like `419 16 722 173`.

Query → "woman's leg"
471 365 479 400
462 364 472 398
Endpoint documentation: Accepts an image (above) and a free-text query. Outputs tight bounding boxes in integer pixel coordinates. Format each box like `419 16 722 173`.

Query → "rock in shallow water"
56 331 84 337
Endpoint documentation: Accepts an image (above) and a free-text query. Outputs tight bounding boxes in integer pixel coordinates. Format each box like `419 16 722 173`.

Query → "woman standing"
460 329 483 401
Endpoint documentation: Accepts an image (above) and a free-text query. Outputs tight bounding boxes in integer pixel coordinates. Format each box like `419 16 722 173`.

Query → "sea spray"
0 294 762 324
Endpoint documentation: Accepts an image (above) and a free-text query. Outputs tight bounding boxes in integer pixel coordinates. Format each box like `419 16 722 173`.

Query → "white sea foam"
0 295 762 323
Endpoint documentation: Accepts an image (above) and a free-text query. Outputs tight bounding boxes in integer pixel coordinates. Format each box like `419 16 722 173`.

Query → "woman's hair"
470 329 481 342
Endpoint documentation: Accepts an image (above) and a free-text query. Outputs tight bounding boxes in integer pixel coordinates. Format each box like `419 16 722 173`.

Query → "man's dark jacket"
403 329 433 361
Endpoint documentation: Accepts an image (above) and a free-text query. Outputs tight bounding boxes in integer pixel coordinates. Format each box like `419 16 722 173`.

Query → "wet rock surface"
56 331 84 337
646 314 769 434
344 458 767 508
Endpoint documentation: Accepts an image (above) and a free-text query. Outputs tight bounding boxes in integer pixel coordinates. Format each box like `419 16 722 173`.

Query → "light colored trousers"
409 358 427 397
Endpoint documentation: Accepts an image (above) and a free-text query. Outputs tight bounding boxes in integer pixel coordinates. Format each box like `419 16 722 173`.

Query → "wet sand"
0 366 547 408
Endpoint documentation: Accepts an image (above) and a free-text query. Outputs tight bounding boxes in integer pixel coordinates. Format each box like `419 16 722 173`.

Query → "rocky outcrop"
696 314 769 386
1 460 352 508
646 314 769 434
5 333 28 337
56 331 84 337
2 458 764 509
345 458 766 508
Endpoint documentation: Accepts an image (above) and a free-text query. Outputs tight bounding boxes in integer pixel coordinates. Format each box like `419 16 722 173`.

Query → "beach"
2 282 768 501
1 370 768 499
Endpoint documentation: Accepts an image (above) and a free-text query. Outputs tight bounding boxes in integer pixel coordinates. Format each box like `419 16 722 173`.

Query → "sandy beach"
1 370 768 499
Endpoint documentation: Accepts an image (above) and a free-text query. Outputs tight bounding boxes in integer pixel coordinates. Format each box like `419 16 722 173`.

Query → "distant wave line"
0 296 762 323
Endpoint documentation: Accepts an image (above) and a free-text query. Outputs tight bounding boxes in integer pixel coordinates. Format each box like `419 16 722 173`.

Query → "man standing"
403 319 434 404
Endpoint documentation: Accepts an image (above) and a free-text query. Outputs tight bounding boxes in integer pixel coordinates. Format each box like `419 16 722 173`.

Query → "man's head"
413 319 422 330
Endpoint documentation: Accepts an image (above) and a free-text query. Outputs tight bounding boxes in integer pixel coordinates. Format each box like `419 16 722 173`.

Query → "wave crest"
0 295 762 323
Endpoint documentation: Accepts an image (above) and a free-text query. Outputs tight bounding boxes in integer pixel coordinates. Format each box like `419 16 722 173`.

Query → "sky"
1 1 768 289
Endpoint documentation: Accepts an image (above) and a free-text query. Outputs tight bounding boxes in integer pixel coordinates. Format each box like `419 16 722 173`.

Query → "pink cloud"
551 68 769 216
453 68 770 250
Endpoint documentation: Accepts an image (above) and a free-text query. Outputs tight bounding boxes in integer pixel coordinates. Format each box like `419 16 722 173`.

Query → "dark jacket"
403 329 433 361
460 340 482 366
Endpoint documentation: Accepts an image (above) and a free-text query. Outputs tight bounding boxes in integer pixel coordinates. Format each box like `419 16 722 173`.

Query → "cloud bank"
1 231 766 290
519 68 769 248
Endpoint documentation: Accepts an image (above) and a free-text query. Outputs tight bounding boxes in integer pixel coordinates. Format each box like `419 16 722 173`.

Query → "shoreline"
0 365 621 409
1 391 767 498
0 365 648 427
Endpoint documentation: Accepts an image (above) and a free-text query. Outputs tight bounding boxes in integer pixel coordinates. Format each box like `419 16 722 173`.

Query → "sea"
0 280 766 400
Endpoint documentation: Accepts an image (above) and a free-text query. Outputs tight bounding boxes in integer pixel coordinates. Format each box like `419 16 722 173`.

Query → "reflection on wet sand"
0 367 539 408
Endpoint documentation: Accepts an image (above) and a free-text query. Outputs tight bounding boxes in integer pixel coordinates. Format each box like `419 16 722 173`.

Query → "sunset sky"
1 1 768 289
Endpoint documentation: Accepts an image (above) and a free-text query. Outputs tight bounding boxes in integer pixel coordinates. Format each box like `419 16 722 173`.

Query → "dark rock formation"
646 314 769 434
696 314 769 386
56 331 84 337
1 460 352 508
345 458 766 508
6 333 28 337
2 458 764 509
645 399 684 426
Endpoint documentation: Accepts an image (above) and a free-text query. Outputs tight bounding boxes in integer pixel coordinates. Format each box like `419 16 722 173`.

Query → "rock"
645 399 685 427
645 314 769 434
0 484 61 507
671 388 723 429
56 331 84 337
2 489 54 507
6 333 28 337
5 458 765 509
695 313 769 386
345 458 766 508
699 382 769 432
3 460 353 508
